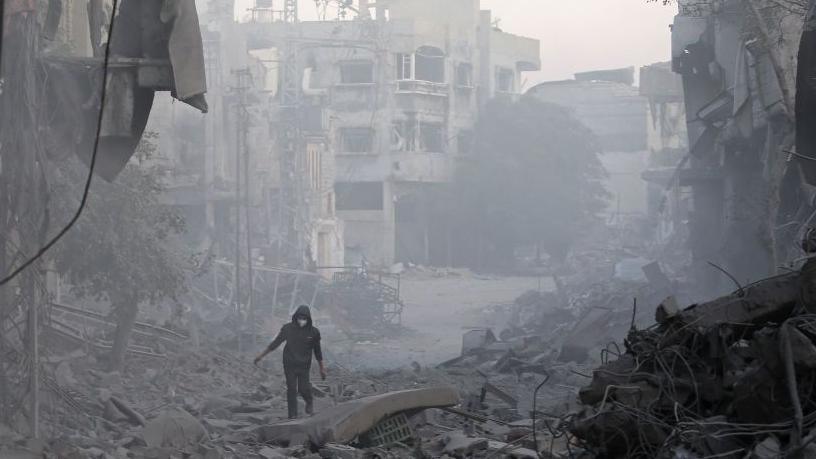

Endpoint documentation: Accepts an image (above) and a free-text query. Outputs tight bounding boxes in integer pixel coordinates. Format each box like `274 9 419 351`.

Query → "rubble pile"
571 269 816 458
9 331 483 458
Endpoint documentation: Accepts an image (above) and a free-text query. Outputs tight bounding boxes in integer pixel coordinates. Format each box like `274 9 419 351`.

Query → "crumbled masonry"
571 267 816 457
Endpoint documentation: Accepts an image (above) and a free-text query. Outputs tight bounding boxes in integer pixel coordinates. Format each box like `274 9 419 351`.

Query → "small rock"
197 444 223 459
200 396 239 415
319 443 362 459
80 447 107 458
24 438 46 454
143 409 206 448
55 361 78 387
753 436 781 459
443 431 489 457
103 399 128 423
258 446 289 459
0 449 41 459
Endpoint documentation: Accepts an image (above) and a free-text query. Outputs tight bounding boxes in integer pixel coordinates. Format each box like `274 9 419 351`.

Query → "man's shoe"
305 402 314 415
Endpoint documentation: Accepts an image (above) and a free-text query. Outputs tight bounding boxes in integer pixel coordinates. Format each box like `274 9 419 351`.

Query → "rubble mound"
572 270 816 457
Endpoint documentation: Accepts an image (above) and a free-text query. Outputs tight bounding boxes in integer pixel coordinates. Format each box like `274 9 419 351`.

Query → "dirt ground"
328 271 553 370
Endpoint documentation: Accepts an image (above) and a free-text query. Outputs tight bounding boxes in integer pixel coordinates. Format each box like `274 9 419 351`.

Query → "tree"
50 134 189 371
453 97 608 267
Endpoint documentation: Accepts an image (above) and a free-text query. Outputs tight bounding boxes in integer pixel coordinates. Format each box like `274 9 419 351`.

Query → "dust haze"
0 0 813 458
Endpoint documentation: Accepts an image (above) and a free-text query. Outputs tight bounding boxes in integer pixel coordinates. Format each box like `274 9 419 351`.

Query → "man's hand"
319 361 327 380
253 355 263 366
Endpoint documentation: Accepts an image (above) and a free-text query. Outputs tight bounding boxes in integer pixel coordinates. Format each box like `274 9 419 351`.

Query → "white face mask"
297 319 308 328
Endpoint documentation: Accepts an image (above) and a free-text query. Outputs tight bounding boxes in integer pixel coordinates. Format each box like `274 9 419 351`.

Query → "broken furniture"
255 386 459 447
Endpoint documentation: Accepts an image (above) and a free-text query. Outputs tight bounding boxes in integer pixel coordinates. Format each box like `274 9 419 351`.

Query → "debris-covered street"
4 0 816 457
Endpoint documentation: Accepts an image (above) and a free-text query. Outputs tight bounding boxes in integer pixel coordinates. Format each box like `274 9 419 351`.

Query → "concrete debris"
258 446 291 458
571 266 816 457
7 208 731 459
143 409 207 448
441 431 489 457
318 443 363 459
110 396 146 426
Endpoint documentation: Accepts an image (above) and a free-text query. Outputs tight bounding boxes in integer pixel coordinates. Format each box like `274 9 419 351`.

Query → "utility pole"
277 1 303 269
231 70 244 352
1 5 46 437
232 67 255 351
234 67 256 347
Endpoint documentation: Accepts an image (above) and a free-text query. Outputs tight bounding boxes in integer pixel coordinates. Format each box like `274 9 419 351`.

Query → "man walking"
254 305 327 419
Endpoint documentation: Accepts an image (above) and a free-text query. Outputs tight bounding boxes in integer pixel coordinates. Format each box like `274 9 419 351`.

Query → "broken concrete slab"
203 418 252 432
787 324 816 368
753 436 781 459
258 446 292 459
443 431 489 457
462 329 497 355
487 441 537 459
143 409 207 448
110 396 146 426
318 443 362 459
483 382 518 408
0 449 41 459
256 387 459 447
676 271 799 330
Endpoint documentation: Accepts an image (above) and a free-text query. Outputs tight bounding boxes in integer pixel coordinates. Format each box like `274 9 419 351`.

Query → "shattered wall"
239 1 540 267
673 0 808 295
640 62 690 244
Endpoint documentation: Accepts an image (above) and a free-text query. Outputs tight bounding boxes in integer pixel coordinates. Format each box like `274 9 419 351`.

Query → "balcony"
335 151 452 184
396 80 449 97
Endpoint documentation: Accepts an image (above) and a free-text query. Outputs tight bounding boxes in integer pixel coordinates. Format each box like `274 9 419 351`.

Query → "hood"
292 305 313 327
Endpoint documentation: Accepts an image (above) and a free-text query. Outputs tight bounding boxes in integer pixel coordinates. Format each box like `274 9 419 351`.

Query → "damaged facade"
146 0 541 271
671 0 807 295
13 0 816 457
640 61 691 245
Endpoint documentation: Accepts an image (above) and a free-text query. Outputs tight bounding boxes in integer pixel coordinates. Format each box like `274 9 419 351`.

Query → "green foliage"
50 135 189 309
454 97 608 262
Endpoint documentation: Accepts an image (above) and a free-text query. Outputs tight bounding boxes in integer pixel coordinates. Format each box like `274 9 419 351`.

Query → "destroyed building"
147 0 541 271
639 62 690 245
11 0 816 457
671 0 809 296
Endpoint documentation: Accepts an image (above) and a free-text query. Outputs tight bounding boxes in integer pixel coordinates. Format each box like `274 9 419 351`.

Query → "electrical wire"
706 261 744 296
0 0 119 287
531 371 551 459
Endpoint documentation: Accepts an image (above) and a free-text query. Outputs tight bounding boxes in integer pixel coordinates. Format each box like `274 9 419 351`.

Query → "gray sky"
479 0 677 85
237 0 678 85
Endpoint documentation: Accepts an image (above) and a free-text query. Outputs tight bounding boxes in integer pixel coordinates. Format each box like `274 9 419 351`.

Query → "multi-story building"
672 0 805 295
527 68 651 221
528 64 690 245
150 0 539 271
241 0 540 267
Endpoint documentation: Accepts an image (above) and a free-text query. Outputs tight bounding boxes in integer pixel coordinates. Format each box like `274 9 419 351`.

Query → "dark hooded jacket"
266 305 323 369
